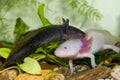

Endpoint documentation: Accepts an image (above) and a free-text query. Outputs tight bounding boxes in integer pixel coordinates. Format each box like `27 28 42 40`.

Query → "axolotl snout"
54 29 120 73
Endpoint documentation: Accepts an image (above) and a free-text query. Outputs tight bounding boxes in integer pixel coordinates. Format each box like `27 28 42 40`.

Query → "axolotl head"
62 18 85 39
54 39 82 58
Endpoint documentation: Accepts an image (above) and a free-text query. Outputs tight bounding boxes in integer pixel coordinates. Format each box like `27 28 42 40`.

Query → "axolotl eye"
64 47 67 49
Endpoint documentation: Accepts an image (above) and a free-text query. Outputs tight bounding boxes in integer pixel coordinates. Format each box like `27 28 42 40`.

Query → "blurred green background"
0 0 120 42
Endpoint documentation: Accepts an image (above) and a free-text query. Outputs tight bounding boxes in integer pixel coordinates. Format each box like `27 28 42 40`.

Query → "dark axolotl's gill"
4 18 85 67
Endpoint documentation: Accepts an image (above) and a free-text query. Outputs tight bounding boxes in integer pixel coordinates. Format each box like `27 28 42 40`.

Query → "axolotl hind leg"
104 44 120 53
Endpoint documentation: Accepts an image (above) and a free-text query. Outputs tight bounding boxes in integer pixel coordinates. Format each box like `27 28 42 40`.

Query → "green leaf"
18 57 42 74
38 4 52 26
35 47 47 54
14 17 29 37
47 41 60 50
111 53 120 59
0 48 11 59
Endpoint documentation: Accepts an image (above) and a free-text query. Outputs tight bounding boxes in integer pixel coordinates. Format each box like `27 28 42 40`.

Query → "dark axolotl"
4 19 85 67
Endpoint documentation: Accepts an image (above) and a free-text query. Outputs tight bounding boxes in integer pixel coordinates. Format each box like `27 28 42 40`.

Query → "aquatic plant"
66 0 102 21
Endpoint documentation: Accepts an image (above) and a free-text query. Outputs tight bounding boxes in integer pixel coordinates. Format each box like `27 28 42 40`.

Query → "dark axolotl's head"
67 26 85 39
62 18 85 39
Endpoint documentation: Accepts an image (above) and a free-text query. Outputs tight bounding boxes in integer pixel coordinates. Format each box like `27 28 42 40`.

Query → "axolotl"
54 29 120 73
4 19 85 67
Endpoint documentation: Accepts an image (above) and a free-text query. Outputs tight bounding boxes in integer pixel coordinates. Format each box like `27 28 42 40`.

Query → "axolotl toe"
54 29 120 73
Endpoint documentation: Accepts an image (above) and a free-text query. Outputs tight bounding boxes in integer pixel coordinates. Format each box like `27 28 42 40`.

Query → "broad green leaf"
14 17 29 37
38 4 52 26
0 48 11 59
18 57 42 74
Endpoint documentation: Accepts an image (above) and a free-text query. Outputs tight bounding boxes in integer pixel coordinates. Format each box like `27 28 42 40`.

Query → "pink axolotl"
54 29 120 73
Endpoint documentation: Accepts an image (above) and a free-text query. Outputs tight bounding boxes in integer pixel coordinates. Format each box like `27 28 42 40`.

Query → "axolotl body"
54 29 120 73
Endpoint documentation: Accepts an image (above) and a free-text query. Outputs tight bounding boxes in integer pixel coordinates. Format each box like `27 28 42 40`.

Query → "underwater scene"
0 0 120 80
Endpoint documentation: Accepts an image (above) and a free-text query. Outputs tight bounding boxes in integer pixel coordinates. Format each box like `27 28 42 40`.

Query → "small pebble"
73 65 89 73
54 67 71 78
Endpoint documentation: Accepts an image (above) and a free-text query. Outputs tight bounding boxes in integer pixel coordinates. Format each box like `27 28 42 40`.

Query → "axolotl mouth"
54 52 78 59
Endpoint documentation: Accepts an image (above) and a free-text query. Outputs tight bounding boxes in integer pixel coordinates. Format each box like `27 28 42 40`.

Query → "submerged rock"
44 71 65 80
68 66 111 80
0 69 18 80
111 65 120 80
